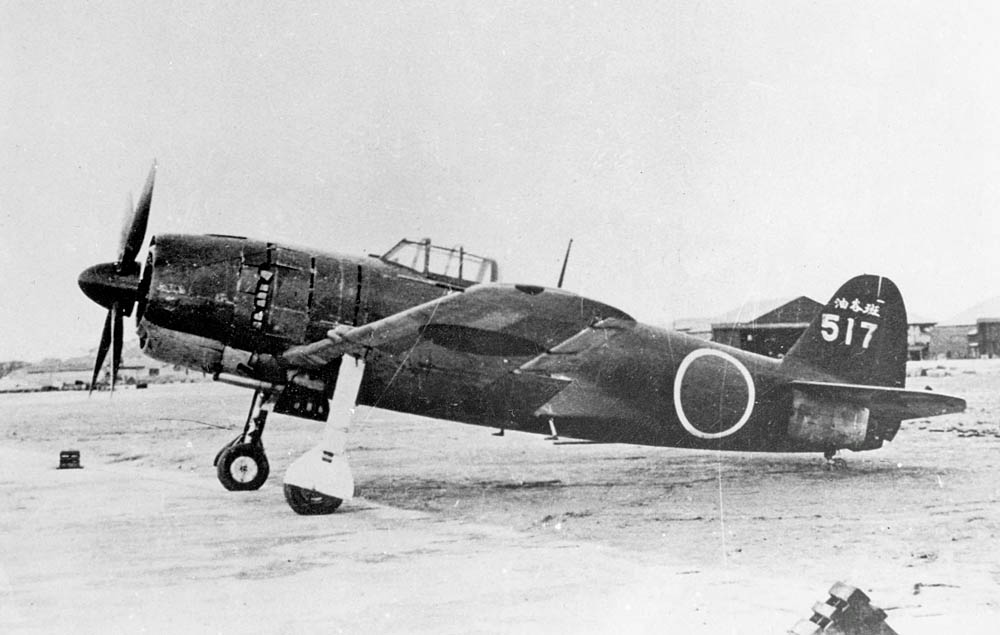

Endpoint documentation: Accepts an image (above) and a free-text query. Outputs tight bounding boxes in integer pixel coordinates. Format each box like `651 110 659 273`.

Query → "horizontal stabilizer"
791 380 965 421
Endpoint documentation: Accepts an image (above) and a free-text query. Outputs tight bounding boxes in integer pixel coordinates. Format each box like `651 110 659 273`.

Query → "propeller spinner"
78 161 156 392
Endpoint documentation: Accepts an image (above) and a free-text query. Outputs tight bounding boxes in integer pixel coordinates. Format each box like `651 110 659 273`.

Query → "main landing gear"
282 482 343 515
210 358 364 514
214 390 273 491
282 358 366 515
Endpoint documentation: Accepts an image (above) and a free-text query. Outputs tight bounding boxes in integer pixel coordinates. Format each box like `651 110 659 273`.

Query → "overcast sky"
3 1 999 361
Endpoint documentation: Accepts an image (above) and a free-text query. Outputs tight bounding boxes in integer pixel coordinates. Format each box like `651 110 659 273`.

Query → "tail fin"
783 275 908 387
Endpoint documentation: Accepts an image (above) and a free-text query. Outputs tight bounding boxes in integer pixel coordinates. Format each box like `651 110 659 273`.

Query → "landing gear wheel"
822 449 848 471
825 458 848 470
216 444 270 491
283 483 343 515
213 434 241 467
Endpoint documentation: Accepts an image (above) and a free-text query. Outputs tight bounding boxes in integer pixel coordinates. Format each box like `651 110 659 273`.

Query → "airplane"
78 163 966 515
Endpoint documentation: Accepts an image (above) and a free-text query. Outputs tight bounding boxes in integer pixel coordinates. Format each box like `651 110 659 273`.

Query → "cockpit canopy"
379 238 499 286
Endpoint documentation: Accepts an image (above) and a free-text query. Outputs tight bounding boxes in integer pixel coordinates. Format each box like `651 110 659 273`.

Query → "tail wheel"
216 443 269 491
283 484 343 515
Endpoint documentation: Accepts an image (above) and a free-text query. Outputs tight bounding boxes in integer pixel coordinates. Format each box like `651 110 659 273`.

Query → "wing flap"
518 318 647 420
790 380 965 420
532 381 638 419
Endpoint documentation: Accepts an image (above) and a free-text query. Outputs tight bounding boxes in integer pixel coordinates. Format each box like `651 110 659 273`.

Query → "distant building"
930 296 1000 359
23 363 151 389
710 296 823 358
906 315 936 361
0 341 206 392
971 319 1000 358
928 325 973 359
671 317 713 340
675 296 940 360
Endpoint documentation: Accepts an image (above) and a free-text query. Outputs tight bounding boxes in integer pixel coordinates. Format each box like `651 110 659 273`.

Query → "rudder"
783 275 908 387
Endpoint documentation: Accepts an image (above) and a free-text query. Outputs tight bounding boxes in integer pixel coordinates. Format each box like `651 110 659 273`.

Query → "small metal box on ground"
58 450 82 469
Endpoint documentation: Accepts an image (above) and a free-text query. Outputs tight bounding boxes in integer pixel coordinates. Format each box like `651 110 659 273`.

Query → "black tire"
216 443 269 491
283 483 343 515
213 434 242 467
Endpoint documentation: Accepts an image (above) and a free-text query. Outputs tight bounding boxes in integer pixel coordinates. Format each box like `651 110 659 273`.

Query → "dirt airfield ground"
2 361 999 633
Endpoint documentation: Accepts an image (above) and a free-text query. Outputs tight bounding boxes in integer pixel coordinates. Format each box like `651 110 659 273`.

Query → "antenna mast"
557 239 573 289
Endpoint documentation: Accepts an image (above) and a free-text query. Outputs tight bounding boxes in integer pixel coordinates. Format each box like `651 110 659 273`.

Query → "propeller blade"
90 308 113 393
86 162 153 395
111 305 123 392
118 192 134 262
119 160 156 266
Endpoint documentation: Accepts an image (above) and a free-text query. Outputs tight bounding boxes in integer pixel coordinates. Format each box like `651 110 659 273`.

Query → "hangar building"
0 339 204 392
931 296 1000 358
709 296 823 358
970 318 1000 358
906 316 936 361
676 297 942 360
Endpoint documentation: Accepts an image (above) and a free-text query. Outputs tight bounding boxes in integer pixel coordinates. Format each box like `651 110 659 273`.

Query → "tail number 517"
820 314 878 349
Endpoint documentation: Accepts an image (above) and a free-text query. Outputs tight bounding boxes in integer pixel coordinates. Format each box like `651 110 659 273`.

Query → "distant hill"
941 296 1000 325
37 338 147 373
0 361 28 379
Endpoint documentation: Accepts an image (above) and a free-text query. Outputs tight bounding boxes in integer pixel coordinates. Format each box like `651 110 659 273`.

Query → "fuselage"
356 316 885 453
133 234 897 455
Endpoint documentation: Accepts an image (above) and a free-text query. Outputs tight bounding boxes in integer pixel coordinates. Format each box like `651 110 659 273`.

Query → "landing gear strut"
214 389 273 491
283 357 365 515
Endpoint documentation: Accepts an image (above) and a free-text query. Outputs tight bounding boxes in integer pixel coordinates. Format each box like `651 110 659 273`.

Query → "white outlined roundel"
672 348 756 440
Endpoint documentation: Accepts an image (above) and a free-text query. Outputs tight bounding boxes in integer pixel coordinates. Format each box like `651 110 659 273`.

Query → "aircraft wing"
790 380 966 421
282 284 634 369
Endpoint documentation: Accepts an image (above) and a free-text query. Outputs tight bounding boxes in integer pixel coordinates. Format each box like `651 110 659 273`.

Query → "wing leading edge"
282 283 634 369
